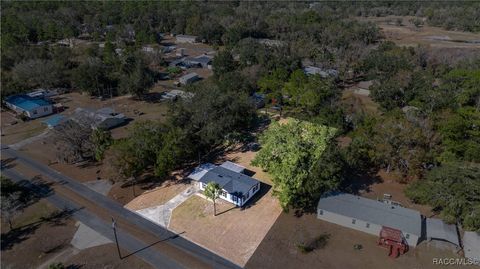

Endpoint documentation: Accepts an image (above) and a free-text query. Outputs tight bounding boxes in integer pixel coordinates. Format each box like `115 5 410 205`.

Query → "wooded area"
1 1 479 231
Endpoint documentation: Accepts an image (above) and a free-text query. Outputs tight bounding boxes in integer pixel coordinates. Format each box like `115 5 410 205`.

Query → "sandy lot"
168 148 282 267
0 198 151 269
64 243 151 269
358 15 480 49
125 179 190 211
1 199 77 269
1 110 47 145
246 212 463 269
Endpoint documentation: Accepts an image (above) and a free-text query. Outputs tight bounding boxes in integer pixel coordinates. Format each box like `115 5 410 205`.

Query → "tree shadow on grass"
1 157 17 169
340 171 382 195
16 176 56 209
1 207 82 251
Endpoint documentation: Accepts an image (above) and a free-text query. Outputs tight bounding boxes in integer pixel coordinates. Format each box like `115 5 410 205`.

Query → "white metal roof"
187 163 216 181
220 161 245 173
318 192 422 236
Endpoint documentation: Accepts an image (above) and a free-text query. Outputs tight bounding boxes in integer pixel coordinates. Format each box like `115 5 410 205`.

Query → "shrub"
296 233 330 254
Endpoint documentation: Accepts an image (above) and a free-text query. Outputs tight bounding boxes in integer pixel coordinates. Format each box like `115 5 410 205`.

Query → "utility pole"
111 217 122 259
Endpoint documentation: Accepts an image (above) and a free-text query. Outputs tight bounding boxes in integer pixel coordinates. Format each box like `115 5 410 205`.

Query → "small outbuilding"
42 114 67 129
179 72 200 85
184 55 212 68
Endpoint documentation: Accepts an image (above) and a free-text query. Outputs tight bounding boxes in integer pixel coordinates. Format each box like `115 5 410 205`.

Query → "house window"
405 234 410 239
352 219 356 224
220 190 227 197
244 192 249 200
253 184 260 192
232 196 237 202
33 109 38 114
366 223 370 228
44 107 49 112
319 210 323 215
201 182 207 189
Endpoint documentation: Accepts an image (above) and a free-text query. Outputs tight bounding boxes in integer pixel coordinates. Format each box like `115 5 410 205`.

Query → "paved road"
2 147 241 269
2 168 183 269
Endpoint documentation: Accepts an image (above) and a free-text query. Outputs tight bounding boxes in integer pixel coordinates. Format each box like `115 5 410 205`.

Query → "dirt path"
133 184 199 227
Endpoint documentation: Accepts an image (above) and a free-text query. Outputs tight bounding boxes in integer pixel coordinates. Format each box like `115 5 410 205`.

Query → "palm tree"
204 182 221 216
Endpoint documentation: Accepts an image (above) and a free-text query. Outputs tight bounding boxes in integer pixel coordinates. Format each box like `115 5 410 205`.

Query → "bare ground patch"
357 15 480 49
1 199 77 269
246 212 462 269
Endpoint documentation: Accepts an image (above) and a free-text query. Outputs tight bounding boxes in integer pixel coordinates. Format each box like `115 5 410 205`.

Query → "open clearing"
246 212 463 269
358 15 480 49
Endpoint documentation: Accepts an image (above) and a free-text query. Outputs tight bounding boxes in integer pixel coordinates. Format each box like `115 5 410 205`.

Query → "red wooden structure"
378 226 408 258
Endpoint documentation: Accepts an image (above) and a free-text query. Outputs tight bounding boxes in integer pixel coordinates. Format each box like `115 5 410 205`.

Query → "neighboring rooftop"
179 72 200 81
303 66 339 78
317 192 422 236
463 231 480 261
161 90 194 100
42 114 67 128
5 94 51 110
200 166 259 196
71 107 126 128
426 218 459 246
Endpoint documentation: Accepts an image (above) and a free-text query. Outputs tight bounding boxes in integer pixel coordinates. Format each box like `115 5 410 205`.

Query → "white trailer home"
5 94 53 119
188 162 261 207
317 192 423 247
176 34 198 43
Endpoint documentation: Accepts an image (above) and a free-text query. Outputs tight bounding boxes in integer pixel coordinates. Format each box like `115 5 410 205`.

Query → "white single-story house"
317 192 423 247
426 218 460 248
176 34 198 43
179 72 200 85
71 107 126 130
188 161 261 207
5 94 53 119
463 231 480 265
